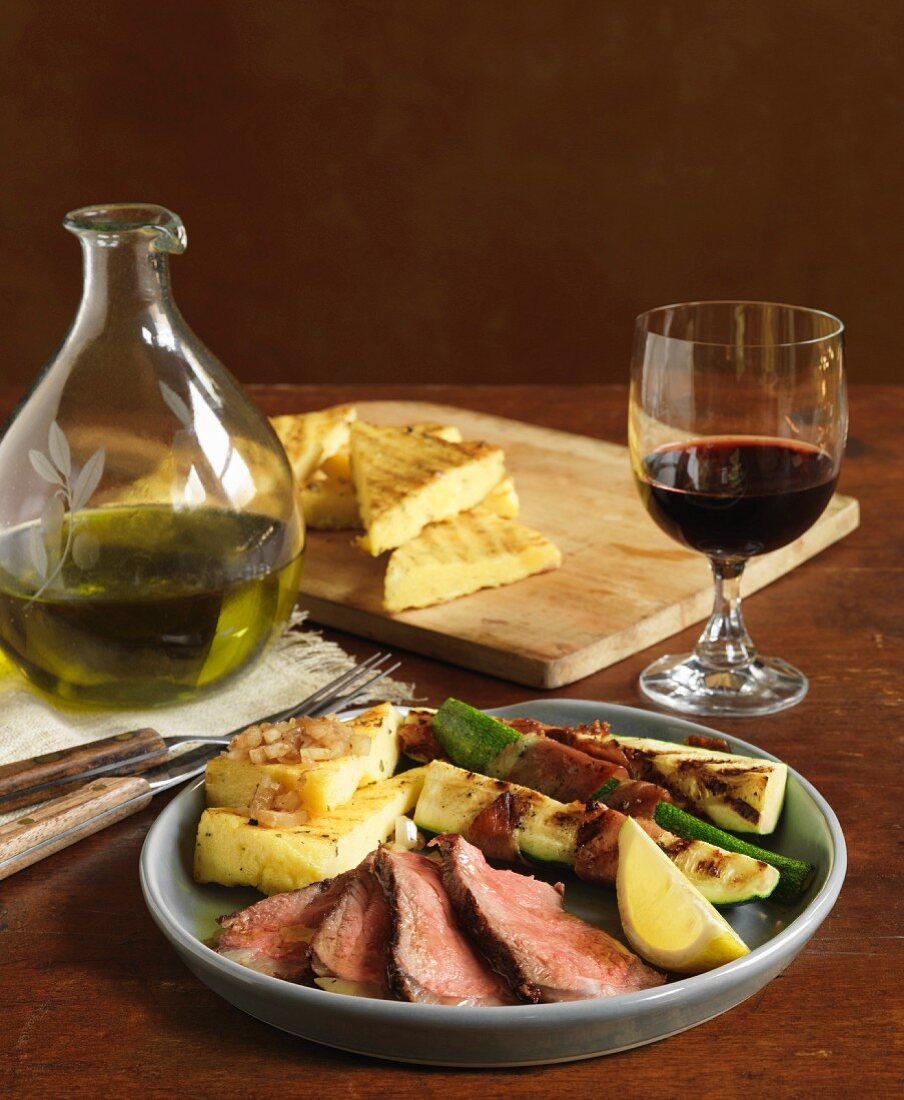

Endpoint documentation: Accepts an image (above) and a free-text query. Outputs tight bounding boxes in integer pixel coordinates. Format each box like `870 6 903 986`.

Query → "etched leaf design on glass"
29 449 64 485
25 429 106 604
41 495 65 549
47 421 71 477
71 448 106 512
72 530 100 570
29 525 49 580
159 381 192 426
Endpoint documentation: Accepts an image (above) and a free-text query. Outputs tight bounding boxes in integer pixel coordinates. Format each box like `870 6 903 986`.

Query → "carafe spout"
64 203 187 254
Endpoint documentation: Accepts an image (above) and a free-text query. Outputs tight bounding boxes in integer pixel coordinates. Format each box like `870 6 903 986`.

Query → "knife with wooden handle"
0 746 213 880
0 729 170 811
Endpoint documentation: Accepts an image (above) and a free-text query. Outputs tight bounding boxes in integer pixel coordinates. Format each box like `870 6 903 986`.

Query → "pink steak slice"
436 833 665 1003
374 849 515 1006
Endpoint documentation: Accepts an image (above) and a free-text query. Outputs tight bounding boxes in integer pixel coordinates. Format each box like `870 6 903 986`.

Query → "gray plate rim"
139 698 846 1064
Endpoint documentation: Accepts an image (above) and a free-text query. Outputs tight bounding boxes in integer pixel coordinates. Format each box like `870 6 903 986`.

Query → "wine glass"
628 301 847 716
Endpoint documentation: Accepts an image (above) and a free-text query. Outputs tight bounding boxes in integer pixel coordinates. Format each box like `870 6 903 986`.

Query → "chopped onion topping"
239 774 310 828
392 816 421 851
224 713 355 765
313 977 385 999
351 733 372 757
253 808 309 828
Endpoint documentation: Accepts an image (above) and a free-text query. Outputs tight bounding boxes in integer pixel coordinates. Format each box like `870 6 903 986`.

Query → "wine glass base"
638 652 808 717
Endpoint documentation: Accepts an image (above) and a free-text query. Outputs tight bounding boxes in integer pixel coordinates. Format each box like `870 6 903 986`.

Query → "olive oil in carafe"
0 506 303 706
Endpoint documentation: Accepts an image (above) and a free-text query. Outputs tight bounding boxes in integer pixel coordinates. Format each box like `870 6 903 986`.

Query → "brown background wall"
1 1 900 388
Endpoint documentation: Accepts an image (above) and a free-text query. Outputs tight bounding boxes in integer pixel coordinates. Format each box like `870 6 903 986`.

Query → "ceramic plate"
139 699 845 1067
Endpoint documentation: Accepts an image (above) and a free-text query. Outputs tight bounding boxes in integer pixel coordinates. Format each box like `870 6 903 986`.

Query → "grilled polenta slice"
406 422 464 445
299 423 466 530
383 507 561 612
482 475 519 519
350 421 506 555
194 767 427 895
301 465 518 531
270 404 357 483
205 702 401 815
299 455 361 530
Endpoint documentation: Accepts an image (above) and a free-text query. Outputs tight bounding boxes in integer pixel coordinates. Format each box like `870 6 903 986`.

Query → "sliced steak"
215 870 355 981
436 833 664 1003
374 849 515 1006
308 855 391 996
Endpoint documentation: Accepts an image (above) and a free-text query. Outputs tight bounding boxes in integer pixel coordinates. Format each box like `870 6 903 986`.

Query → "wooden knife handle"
0 775 152 880
0 728 166 811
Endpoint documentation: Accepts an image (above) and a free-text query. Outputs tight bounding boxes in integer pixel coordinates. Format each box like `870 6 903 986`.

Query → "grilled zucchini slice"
429 699 788 836
602 734 788 835
414 760 779 905
431 698 521 772
653 801 813 900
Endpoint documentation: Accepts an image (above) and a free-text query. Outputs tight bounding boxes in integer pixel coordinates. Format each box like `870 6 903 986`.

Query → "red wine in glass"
636 438 839 559
628 300 847 717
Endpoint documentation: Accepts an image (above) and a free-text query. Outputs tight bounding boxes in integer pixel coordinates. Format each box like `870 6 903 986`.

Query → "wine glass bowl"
629 301 846 717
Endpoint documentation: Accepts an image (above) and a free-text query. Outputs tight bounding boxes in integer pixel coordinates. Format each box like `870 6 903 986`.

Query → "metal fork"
0 652 402 880
0 651 401 812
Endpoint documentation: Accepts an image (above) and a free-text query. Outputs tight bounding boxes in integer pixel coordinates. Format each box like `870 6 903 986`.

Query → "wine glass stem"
694 558 757 670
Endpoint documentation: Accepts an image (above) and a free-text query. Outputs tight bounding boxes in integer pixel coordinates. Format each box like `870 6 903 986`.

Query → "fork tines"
306 658 402 718
258 652 399 727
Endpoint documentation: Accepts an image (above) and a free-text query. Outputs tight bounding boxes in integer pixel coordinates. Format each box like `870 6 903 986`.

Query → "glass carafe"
0 203 304 707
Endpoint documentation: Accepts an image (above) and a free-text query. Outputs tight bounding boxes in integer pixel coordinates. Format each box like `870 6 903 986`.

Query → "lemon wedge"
616 816 750 974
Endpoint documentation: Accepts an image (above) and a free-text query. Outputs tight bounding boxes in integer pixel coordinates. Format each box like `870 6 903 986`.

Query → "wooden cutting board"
297 401 860 689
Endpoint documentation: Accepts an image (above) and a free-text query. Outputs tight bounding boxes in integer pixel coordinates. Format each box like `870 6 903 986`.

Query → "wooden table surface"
2 383 901 1098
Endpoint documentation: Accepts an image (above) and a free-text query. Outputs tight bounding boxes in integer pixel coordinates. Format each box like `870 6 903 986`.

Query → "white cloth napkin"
0 610 414 825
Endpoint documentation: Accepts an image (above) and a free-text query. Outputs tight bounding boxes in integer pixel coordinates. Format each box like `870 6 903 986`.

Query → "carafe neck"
79 235 173 318
64 204 187 337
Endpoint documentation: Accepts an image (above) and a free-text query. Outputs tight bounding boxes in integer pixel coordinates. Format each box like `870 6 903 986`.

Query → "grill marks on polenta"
270 406 561 612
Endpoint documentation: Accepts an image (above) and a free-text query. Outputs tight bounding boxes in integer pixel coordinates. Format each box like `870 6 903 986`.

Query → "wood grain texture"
0 383 900 1099
298 400 859 687
0 728 165 811
0 775 151 880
